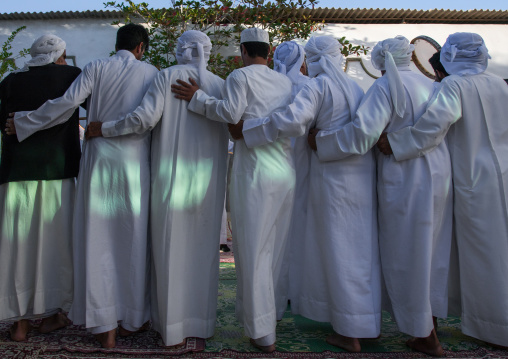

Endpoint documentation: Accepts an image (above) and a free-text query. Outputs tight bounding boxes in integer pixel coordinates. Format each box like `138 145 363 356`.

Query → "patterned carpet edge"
21 347 508 359
2 338 508 359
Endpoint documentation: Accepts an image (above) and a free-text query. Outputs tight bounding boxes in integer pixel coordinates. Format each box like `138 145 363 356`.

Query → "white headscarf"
14 34 66 73
371 35 414 118
304 36 358 115
440 32 490 76
175 30 212 91
273 41 305 85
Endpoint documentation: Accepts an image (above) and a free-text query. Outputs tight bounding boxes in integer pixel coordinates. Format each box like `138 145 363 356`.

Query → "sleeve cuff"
101 121 116 137
315 130 341 162
242 117 274 148
387 127 422 162
188 89 208 116
14 111 33 142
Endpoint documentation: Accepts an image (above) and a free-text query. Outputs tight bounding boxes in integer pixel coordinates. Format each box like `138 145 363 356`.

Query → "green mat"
204 262 502 356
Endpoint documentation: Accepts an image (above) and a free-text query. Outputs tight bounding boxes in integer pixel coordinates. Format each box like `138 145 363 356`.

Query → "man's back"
375 70 433 133
230 65 292 120
80 50 157 124
444 72 508 173
0 64 81 183
227 65 293 177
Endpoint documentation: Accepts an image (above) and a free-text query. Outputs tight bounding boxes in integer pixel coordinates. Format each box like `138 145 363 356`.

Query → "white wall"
0 18 120 68
1 18 507 90
323 23 507 82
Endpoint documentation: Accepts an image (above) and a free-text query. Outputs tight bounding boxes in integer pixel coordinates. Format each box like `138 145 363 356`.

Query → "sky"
1 0 507 13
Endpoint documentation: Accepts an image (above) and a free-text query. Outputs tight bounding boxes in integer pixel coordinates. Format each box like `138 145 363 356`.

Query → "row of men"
167 31 508 355
1 24 303 351
1 24 508 356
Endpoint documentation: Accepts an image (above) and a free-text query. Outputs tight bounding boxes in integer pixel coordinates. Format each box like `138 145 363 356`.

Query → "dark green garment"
0 63 82 184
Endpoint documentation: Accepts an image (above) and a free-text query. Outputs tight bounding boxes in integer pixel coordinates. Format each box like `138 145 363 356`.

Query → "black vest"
0 63 82 184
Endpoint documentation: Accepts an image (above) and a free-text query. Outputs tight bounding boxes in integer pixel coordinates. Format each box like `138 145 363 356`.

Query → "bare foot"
9 320 32 341
326 333 361 352
250 338 276 353
433 316 438 331
39 312 72 334
118 321 150 337
94 328 116 348
406 329 444 357
164 338 187 349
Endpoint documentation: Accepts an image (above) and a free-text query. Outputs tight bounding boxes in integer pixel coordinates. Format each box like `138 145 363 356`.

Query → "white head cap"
370 36 414 118
304 36 359 117
240 28 269 44
440 32 490 76
15 34 66 73
176 30 212 92
273 41 305 84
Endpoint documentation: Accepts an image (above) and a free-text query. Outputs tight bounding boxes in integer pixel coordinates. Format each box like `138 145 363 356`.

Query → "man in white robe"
1 34 80 342
272 41 310 311
171 27 294 352
86 30 228 347
231 35 382 352
378 32 508 349
9 24 158 348
306 36 453 356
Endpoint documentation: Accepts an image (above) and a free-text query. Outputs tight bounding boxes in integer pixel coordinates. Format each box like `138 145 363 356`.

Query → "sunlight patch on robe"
157 156 213 210
90 160 143 217
1 181 60 241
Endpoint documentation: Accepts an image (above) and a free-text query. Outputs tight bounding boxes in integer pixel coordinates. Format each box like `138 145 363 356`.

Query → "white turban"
240 28 269 44
273 41 305 85
371 36 414 118
304 36 359 116
175 30 212 92
440 32 490 76
15 34 66 73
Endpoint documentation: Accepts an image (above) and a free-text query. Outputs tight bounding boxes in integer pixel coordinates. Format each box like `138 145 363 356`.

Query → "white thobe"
243 73 382 338
14 50 158 333
285 73 312 310
311 69 453 338
101 65 228 345
0 179 74 321
388 72 508 346
188 65 294 343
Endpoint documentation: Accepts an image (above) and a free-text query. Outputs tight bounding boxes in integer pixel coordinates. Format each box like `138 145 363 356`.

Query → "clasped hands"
376 133 393 155
85 122 103 139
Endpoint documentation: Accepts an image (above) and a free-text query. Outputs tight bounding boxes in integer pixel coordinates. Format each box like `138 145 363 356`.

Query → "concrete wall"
1 18 507 91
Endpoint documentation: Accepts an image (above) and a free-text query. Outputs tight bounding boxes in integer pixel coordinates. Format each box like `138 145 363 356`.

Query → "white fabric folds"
305 36 359 116
273 41 305 85
175 30 212 93
14 34 66 73
0 179 75 321
440 32 491 76
370 36 414 118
